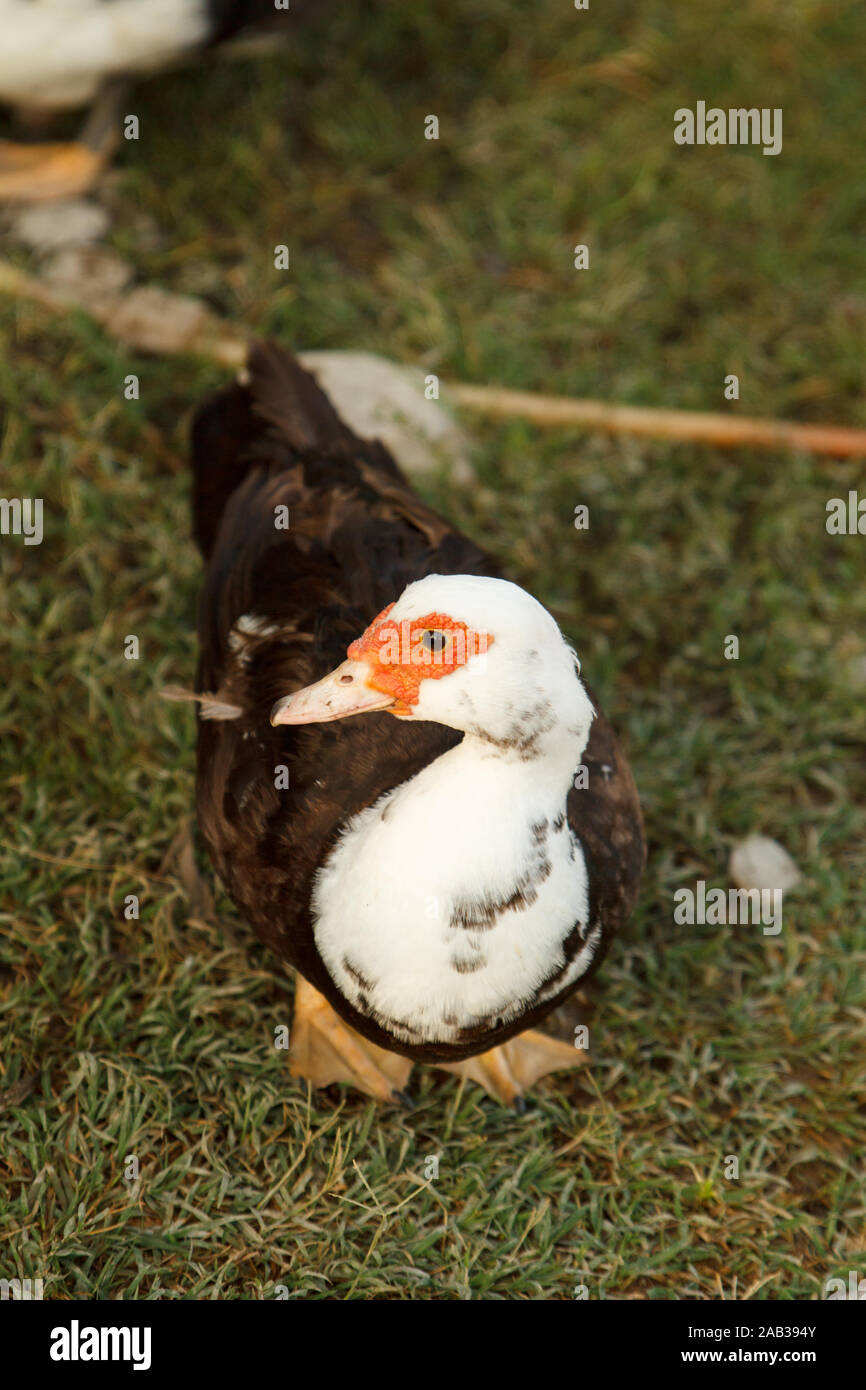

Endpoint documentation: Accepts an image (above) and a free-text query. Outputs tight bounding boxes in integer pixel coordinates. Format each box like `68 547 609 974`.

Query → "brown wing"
568 688 645 972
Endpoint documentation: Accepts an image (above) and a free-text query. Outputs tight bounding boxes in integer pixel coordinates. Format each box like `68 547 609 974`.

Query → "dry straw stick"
1 255 864 457
446 383 866 458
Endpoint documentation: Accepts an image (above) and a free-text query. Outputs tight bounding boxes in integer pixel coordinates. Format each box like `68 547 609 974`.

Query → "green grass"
1 0 864 1299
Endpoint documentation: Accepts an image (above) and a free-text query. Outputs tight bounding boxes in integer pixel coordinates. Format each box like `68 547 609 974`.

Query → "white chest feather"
312 737 598 1046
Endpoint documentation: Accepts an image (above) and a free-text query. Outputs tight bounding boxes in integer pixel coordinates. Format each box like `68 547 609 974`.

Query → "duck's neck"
396 711 588 851
382 651 594 854
436 652 594 785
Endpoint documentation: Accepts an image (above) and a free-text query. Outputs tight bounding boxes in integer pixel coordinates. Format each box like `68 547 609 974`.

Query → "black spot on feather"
449 832 552 932
343 956 374 993
451 955 486 974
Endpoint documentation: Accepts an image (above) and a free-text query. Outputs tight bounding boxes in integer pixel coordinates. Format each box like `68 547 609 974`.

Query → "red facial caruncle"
347 605 494 716
270 599 494 728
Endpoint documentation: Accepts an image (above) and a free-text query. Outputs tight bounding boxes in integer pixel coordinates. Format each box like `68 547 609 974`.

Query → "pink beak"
270 659 395 726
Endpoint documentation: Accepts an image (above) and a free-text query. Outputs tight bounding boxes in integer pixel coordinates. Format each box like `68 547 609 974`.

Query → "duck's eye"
421 628 448 654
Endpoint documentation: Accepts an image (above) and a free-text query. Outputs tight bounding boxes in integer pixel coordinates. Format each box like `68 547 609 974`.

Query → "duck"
186 341 645 1104
0 1 304 201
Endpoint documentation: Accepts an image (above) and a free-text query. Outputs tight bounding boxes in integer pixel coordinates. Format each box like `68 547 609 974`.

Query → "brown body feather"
191 343 644 1062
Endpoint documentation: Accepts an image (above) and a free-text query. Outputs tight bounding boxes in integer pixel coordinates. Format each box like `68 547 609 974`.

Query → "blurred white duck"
0 1 301 200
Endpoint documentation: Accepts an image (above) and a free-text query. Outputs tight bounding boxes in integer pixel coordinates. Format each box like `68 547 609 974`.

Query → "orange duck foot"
437 1029 588 1105
0 82 122 202
290 976 413 1103
0 138 111 202
290 977 587 1107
